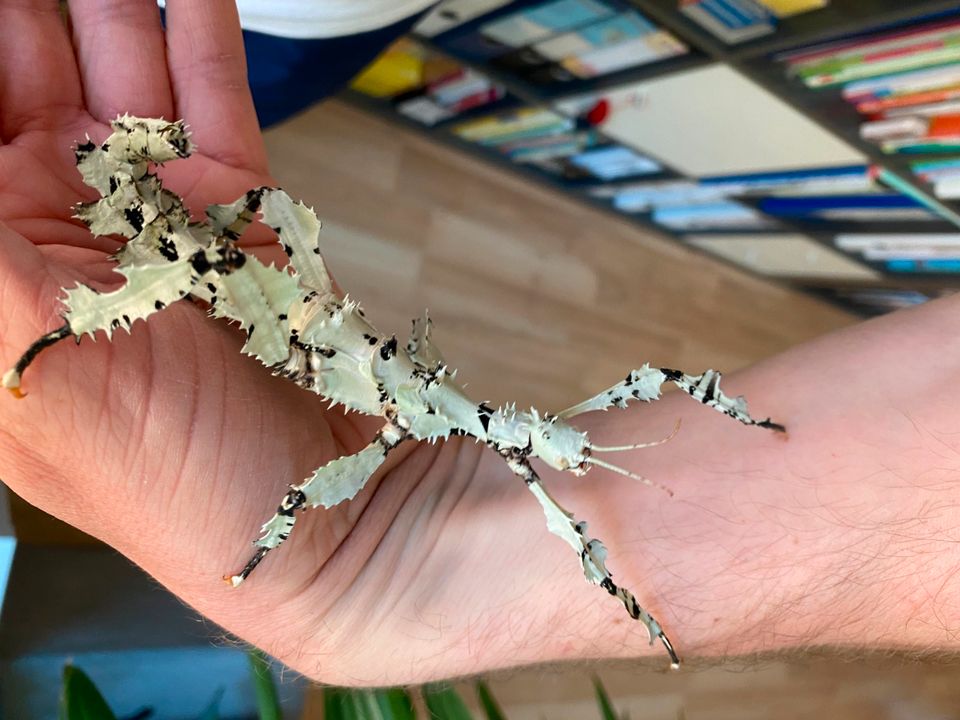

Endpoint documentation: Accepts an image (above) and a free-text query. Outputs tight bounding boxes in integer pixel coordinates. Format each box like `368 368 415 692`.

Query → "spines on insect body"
407 313 445 370
259 188 332 293
62 258 199 341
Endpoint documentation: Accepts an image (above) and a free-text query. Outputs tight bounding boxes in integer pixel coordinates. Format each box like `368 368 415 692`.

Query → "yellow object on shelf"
351 41 425 98
756 0 828 18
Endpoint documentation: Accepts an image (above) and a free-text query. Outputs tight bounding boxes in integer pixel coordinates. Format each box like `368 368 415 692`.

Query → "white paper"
556 65 866 176
685 233 882 279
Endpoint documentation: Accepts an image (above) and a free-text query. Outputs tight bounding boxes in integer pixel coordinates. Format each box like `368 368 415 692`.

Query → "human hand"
0 0 642 687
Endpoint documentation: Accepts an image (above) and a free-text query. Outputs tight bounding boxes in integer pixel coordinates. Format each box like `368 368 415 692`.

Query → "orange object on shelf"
928 114 960 137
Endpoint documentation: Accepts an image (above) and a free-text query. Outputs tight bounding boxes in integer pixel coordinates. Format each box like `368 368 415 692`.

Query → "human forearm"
551 293 960 665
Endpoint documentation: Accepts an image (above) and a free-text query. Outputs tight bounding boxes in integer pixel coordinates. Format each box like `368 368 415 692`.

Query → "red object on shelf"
585 98 611 126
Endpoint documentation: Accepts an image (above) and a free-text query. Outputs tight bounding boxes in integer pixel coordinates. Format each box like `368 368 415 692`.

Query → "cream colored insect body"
3 117 786 669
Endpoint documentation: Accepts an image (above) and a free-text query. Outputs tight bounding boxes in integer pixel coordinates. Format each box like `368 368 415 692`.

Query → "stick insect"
2 117 786 669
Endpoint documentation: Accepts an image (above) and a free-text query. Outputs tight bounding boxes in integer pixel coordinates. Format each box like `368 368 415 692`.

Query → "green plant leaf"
322 688 415 720
423 684 473 720
247 650 282 720
322 687 350 720
358 689 415 720
374 689 416 719
593 677 617 720
60 665 118 720
475 681 506 720
195 688 224 720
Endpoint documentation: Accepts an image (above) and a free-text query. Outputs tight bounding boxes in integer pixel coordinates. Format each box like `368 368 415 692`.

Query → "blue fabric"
243 12 431 128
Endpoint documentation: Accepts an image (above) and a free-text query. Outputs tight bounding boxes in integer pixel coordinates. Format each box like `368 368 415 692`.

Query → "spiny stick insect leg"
667 368 785 432
206 187 268 242
559 363 785 433
227 419 408 587
2 325 72 397
502 452 680 669
2 254 208 397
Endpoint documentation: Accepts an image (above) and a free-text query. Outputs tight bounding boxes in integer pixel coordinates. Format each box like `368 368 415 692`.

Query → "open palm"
0 0 693 687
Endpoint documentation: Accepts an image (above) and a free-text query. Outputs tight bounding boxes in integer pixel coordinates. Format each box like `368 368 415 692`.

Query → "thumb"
0 221 62 345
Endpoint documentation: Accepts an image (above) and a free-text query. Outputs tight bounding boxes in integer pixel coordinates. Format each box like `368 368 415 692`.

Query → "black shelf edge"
787 275 960 291
514 51 712 100
631 0 960 62
673 219 960 235
432 93 524 127
561 169 681 189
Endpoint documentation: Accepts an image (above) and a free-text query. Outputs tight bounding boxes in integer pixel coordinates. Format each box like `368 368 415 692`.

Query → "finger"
165 0 268 174
0 0 83 141
69 0 175 121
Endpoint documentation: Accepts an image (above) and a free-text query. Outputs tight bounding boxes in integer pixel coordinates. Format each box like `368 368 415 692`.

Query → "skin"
2 0 960 687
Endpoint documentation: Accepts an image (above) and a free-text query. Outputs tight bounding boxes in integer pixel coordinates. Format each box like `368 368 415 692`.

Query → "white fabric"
158 1 437 39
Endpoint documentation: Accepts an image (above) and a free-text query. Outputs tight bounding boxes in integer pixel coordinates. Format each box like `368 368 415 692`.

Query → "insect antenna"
584 457 674 496
589 418 682 453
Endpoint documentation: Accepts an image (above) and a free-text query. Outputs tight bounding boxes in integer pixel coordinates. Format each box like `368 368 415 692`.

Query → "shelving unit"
343 0 960 317
638 0 960 60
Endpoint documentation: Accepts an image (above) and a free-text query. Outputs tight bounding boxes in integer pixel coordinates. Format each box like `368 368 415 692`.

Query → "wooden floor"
262 101 855 414
276 102 960 718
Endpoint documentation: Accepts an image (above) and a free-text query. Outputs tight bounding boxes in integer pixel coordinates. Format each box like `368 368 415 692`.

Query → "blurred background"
6 0 960 716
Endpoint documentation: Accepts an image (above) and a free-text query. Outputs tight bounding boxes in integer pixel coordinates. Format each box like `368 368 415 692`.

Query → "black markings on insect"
124 206 144 234
379 337 398 361
190 251 211 276
216 247 246 272
477 403 494 434
158 236 179 262
74 141 96 165
702 374 719 404
277 489 307 517
167 131 190 157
